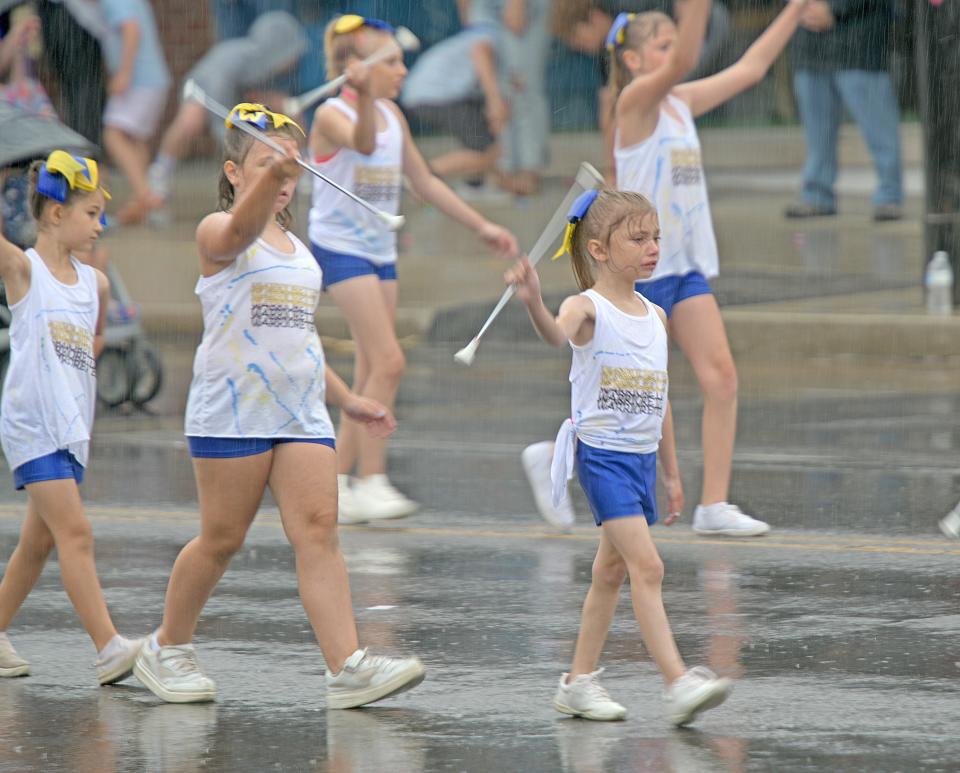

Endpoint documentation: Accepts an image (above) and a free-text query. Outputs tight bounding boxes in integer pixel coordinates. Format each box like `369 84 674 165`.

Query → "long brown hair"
568 189 658 291
217 112 302 230
607 11 673 104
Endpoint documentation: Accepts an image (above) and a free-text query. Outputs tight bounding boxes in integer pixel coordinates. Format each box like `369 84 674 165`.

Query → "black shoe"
784 202 837 219
872 204 903 222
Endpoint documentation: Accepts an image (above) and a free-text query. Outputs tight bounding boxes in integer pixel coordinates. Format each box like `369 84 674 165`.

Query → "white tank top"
184 233 335 440
1 249 99 471
570 289 668 454
307 98 403 265
615 94 719 280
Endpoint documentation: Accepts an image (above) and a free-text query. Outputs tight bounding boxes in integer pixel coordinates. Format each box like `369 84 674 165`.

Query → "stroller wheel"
97 348 131 407
129 341 163 406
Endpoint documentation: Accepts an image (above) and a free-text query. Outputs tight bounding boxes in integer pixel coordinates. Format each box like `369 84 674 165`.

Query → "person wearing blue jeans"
786 0 903 221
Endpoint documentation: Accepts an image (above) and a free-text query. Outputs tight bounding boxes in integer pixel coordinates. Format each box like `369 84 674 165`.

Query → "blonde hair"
217 112 302 230
568 189 658 291
323 17 387 80
607 11 673 104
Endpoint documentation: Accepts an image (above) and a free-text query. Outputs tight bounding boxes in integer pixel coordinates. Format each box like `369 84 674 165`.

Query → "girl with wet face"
133 104 425 707
0 152 144 685
506 188 732 724
308 15 519 524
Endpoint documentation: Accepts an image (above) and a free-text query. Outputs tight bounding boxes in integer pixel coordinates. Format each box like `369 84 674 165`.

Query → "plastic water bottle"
924 251 954 315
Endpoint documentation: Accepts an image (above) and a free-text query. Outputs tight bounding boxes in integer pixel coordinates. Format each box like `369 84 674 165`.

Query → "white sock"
97 634 126 660
150 632 161 652
153 152 178 177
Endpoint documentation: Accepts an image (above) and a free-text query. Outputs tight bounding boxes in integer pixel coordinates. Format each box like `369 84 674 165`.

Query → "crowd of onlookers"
1 0 908 223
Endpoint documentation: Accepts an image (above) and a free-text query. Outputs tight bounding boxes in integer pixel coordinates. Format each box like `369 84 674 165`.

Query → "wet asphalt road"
1 341 959 772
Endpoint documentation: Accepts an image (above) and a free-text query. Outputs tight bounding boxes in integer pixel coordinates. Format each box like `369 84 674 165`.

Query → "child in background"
309 15 517 523
98 0 170 225
0 151 142 683
506 188 731 724
133 103 425 707
146 11 309 223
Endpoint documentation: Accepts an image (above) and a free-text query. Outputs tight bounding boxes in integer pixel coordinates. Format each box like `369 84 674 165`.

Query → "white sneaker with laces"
522 441 575 530
663 666 732 726
325 648 425 709
553 668 627 721
940 501 960 539
134 640 217 703
97 635 144 685
692 502 770 537
0 632 30 678
337 474 368 525
351 475 419 521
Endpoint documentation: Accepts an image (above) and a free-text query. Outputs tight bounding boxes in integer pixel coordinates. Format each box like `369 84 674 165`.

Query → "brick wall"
152 0 213 92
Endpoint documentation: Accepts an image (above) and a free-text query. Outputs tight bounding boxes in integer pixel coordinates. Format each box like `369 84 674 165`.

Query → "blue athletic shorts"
575 441 658 527
13 450 85 491
310 243 398 290
635 270 712 318
187 437 336 459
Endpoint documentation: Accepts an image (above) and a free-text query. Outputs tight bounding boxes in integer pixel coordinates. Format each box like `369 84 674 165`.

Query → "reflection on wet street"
1 341 958 772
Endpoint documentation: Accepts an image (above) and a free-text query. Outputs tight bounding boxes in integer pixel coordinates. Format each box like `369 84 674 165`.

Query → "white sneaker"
337 475 368 525
97 635 144 685
325 648 426 709
553 668 627 721
351 475 419 521
692 502 770 537
0 632 30 678
663 666 732 726
940 501 960 539
522 441 575 530
134 639 217 703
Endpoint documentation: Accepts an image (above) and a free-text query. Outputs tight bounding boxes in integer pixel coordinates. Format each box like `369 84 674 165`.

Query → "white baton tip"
453 339 479 366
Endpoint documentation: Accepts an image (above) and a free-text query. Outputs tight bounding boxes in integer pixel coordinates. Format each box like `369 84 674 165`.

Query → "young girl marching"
133 103 425 707
0 152 142 684
309 15 518 523
526 0 810 535
506 188 730 724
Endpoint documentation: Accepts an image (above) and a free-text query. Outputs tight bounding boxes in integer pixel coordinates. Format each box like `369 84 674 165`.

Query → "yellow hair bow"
552 189 599 260
38 150 111 203
226 103 305 136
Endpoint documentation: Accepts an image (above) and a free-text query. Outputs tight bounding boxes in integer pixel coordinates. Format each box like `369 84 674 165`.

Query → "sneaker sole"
0 664 30 678
133 654 216 703
668 678 732 727
553 699 626 721
327 660 426 710
692 526 770 538
99 662 137 686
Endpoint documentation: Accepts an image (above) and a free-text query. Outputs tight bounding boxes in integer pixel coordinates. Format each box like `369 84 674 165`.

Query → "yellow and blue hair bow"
37 151 111 224
226 103 305 136
552 189 599 260
605 12 635 52
332 14 394 35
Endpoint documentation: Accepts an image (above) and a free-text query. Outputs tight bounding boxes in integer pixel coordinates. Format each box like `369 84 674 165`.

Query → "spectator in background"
473 0 552 196
0 8 53 117
98 0 170 225
785 0 903 221
401 20 508 196
145 10 308 223
35 0 107 144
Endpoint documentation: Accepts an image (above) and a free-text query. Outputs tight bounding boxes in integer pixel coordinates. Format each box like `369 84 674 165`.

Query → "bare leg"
602 516 686 685
568 530 627 678
269 443 359 673
22 481 117 650
429 145 500 179
669 294 738 506
327 277 402 478
157 102 208 162
157 453 271 646
102 128 154 203
0 500 55 630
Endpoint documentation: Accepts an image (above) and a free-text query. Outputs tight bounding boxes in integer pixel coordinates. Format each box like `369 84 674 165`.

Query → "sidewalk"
102 123 959 362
